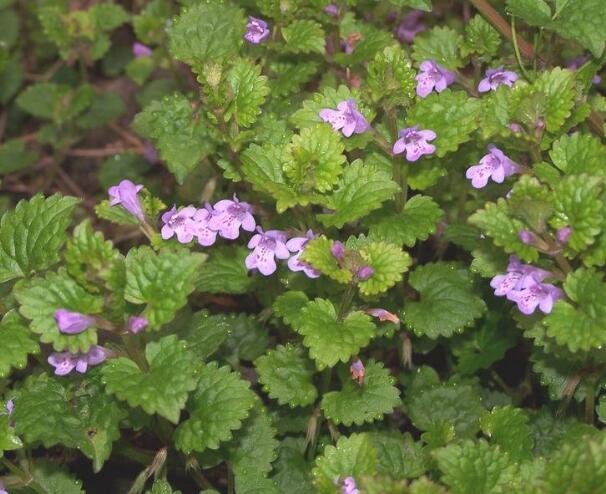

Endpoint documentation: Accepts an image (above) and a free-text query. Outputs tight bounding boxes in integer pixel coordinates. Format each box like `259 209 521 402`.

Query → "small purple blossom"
132 42 152 58
244 16 270 44
319 99 370 138
415 60 455 97
519 229 535 245
478 66 518 92
286 230 320 279
350 360 365 385
54 309 95 335
48 346 110 376
245 228 290 276
208 195 256 240
331 241 345 262
5 399 14 415
143 142 159 164
510 123 523 133
367 308 400 324
324 4 339 16
490 256 550 297
396 10 425 43
128 316 148 335
392 126 436 161
161 205 197 243
0 480 6 494
465 145 519 188
108 179 145 221
507 282 563 315
342 476 360 494
557 226 572 244
356 266 374 280
190 205 219 247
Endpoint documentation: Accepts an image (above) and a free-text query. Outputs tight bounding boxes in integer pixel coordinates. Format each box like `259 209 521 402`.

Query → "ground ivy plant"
1 0 606 492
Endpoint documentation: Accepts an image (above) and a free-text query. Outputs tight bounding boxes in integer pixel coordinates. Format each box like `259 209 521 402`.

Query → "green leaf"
272 437 315 494
463 15 501 58
452 315 517 375
366 45 417 108
404 263 486 338
300 237 353 284
405 372 484 438
282 20 325 54
125 246 206 328
273 291 309 329
133 93 213 183
102 335 200 423
13 375 125 470
0 413 22 454
255 344 318 408
318 160 399 228
434 439 518 494
0 194 79 283
480 406 533 461
16 83 93 123
219 313 270 363
65 219 124 294
168 3 245 64
282 124 346 193
0 139 39 176
269 61 319 97
542 431 606 493
507 0 552 26
321 360 400 426
0 312 39 378
545 268 606 352
226 59 269 128
76 91 125 129
358 241 412 296
146 480 182 494
95 199 140 226
133 0 170 44
369 432 427 480
549 0 606 57
313 433 377 494
175 310 230 361
388 0 431 10
196 246 255 294
295 298 376 369
25 460 85 494
14 269 102 353
406 90 481 156
549 133 606 177
550 175 602 251
368 195 444 247
412 26 463 69
89 3 129 31
225 404 279 479
469 198 539 262
175 362 255 453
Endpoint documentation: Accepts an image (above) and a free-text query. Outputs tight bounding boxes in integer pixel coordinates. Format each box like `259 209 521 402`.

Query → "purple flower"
350 361 365 385
507 282 563 315
519 229 535 245
108 179 145 221
510 123 523 133
331 241 345 262
286 230 320 279
396 10 425 43
392 126 436 161
0 480 6 494
478 66 518 92
161 205 197 243
128 316 148 335
415 60 455 97
356 266 374 280
490 256 550 297
208 195 256 240
319 99 370 138
244 16 270 44
48 346 110 376
245 228 290 276
324 4 339 16
189 205 219 247
54 309 95 335
5 399 13 415
367 308 400 324
465 145 518 188
557 226 572 244
133 42 152 58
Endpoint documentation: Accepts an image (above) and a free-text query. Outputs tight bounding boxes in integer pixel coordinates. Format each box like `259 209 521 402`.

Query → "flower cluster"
466 145 519 188
491 256 562 315
48 346 111 376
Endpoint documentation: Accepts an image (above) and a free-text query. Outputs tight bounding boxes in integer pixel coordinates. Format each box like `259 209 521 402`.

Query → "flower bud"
557 226 572 244
331 241 345 261
356 266 374 280
54 309 95 334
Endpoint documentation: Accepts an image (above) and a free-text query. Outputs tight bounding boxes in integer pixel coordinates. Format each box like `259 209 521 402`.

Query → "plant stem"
585 375 598 425
511 17 531 80
337 283 356 322
227 465 235 494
